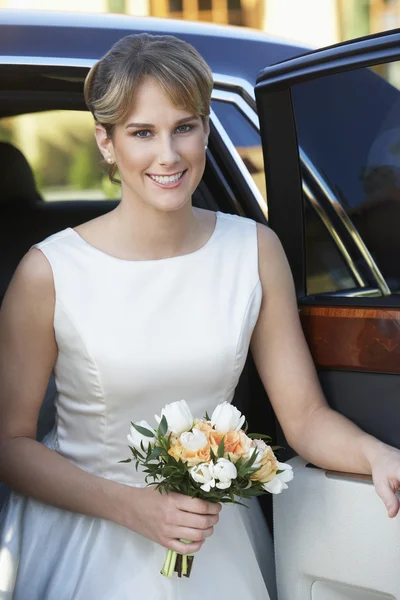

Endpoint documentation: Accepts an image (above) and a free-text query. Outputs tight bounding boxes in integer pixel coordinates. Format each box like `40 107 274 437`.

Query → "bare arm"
0 249 128 521
250 225 392 478
0 249 219 552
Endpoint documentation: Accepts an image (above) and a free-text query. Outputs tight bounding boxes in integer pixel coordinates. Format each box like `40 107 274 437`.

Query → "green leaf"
147 446 163 462
131 422 155 438
235 457 243 470
244 448 259 470
158 415 168 438
118 458 132 463
210 445 217 462
204 411 210 421
217 436 225 458
246 433 272 440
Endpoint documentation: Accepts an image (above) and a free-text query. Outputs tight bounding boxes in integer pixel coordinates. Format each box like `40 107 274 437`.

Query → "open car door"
255 31 400 600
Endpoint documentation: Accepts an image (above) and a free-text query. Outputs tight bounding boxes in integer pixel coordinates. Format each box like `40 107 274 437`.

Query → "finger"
167 538 205 554
176 512 219 530
173 526 214 543
375 480 400 518
177 496 221 515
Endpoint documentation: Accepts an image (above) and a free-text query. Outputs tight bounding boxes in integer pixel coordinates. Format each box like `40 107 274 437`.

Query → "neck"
108 200 202 261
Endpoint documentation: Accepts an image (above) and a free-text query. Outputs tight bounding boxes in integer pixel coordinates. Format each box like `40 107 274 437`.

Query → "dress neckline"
67 211 221 264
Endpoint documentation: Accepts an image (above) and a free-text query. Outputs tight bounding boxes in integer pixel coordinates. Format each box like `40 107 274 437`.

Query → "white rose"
127 420 156 452
190 463 216 492
212 458 238 490
262 462 294 494
180 429 208 451
155 399 193 435
211 402 245 434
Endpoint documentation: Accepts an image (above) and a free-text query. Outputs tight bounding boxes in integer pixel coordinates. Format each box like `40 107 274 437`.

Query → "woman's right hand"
120 486 221 555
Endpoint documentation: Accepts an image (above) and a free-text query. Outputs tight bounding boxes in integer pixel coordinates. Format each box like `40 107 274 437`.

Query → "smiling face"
96 77 209 214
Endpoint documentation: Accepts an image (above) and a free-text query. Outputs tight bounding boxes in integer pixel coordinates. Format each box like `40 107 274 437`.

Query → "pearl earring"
205 145 208 151
107 157 113 164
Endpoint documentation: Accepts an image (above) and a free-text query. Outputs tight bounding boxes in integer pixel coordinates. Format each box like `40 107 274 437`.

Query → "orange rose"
181 445 211 466
168 438 183 462
168 427 212 466
209 429 251 463
193 420 214 438
250 446 278 483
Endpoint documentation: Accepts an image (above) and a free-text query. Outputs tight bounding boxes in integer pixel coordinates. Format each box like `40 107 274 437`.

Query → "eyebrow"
125 115 199 129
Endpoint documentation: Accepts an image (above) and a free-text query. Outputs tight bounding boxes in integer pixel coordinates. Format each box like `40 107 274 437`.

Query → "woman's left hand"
369 444 400 518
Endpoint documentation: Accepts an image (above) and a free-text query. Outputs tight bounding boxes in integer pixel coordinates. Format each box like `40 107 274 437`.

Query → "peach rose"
250 445 278 483
168 430 211 466
168 438 183 462
209 429 251 463
193 419 214 438
181 445 211 466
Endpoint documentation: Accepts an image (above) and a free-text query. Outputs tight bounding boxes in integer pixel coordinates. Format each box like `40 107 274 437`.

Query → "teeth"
149 171 184 184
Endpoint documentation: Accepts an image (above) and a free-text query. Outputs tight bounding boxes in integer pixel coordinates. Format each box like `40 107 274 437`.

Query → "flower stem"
161 540 195 578
182 554 188 576
161 549 174 577
161 549 170 577
168 550 178 577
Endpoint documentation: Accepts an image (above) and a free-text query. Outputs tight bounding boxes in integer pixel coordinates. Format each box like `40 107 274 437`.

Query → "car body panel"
0 10 307 85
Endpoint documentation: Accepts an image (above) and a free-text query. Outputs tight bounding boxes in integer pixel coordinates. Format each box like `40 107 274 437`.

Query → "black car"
2 9 400 600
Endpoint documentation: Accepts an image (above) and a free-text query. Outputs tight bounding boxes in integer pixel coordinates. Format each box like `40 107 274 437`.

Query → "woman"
0 33 399 600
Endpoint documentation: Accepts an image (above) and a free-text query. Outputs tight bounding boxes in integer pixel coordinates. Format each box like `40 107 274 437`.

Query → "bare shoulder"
7 247 53 291
1 247 55 318
255 223 293 288
255 222 284 256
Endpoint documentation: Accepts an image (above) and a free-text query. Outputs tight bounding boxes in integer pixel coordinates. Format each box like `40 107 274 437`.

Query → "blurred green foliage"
107 0 126 14
0 119 14 144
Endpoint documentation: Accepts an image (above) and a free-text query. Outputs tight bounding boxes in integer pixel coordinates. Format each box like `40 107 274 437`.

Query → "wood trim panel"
307 464 373 483
300 306 400 373
326 470 373 483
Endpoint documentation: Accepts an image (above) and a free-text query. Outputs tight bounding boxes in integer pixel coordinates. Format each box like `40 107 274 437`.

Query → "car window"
304 199 357 294
291 62 400 294
212 98 357 295
211 100 266 202
0 111 119 202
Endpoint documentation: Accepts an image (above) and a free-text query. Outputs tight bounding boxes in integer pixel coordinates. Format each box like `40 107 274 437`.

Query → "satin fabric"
0 212 273 599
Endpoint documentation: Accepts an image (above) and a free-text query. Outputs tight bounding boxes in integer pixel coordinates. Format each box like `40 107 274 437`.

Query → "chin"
148 197 191 213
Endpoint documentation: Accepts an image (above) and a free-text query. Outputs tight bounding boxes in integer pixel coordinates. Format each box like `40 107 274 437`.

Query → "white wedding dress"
0 211 275 600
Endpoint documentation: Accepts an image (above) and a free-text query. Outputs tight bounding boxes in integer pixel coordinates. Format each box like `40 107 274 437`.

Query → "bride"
1 32 400 600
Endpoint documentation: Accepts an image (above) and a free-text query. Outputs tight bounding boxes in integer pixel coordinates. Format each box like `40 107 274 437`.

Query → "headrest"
0 142 43 206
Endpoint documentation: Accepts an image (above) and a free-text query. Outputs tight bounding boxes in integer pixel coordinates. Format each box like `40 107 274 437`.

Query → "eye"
175 124 194 134
132 130 152 138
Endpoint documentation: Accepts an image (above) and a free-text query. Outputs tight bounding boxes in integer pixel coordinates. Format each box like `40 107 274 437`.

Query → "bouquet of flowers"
121 400 293 578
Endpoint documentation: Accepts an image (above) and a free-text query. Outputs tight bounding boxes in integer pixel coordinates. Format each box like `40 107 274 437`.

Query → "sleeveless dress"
0 211 275 600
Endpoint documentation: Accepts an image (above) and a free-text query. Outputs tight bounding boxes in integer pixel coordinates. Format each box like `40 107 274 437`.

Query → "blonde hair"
84 33 214 183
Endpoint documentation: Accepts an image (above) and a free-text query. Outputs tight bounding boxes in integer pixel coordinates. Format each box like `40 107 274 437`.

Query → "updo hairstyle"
84 33 214 183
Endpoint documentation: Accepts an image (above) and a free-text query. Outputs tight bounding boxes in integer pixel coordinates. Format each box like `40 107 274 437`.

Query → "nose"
157 135 180 167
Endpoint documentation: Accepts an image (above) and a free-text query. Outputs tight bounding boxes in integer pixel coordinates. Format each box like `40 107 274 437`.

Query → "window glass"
211 100 266 201
212 99 356 294
0 111 119 202
304 200 356 294
291 61 400 294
